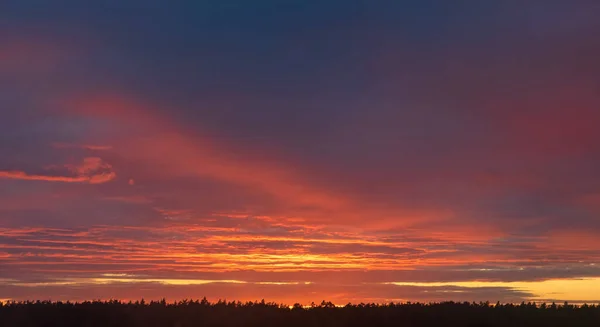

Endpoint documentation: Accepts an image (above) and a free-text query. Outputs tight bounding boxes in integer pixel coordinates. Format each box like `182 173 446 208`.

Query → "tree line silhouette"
1 298 599 326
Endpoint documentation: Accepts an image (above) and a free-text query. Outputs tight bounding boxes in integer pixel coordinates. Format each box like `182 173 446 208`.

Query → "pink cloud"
0 157 116 184
59 95 348 211
0 171 89 183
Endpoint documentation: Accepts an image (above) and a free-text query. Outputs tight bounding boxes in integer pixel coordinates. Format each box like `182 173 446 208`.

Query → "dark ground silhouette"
1 299 599 326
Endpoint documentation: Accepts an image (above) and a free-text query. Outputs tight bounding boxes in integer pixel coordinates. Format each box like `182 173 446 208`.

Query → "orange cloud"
0 157 116 184
0 171 89 183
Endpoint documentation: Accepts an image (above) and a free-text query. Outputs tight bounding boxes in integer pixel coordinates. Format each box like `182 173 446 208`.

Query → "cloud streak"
52 143 113 151
1 0 600 304
0 157 116 184
0 171 89 183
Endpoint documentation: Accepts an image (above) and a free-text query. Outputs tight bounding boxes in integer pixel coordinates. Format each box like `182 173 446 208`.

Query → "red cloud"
0 171 89 183
0 157 116 184
60 95 347 211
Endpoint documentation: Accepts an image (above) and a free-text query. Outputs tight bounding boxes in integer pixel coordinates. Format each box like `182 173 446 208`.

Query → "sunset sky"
1 1 600 304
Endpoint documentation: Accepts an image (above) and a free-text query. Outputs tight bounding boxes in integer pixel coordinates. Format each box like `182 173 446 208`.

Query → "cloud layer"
1 1 600 304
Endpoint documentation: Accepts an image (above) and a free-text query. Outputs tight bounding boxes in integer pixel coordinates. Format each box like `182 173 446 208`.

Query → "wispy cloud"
0 157 116 184
2 0 600 304
52 143 113 151
0 171 89 183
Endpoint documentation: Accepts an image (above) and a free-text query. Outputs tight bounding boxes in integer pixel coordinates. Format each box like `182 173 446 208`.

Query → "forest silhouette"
2 299 600 326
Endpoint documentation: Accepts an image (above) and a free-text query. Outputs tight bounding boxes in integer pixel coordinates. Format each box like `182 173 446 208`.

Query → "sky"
1 0 600 305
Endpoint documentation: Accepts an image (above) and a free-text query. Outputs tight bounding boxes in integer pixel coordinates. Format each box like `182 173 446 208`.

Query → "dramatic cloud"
1 1 600 304
0 157 116 184
0 171 89 183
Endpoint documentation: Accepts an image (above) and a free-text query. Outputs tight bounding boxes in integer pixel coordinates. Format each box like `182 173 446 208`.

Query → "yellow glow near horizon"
255 281 312 285
386 278 600 301
91 278 248 285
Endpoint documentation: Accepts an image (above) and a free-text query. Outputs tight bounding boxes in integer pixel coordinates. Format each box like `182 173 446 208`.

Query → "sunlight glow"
386 278 600 301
